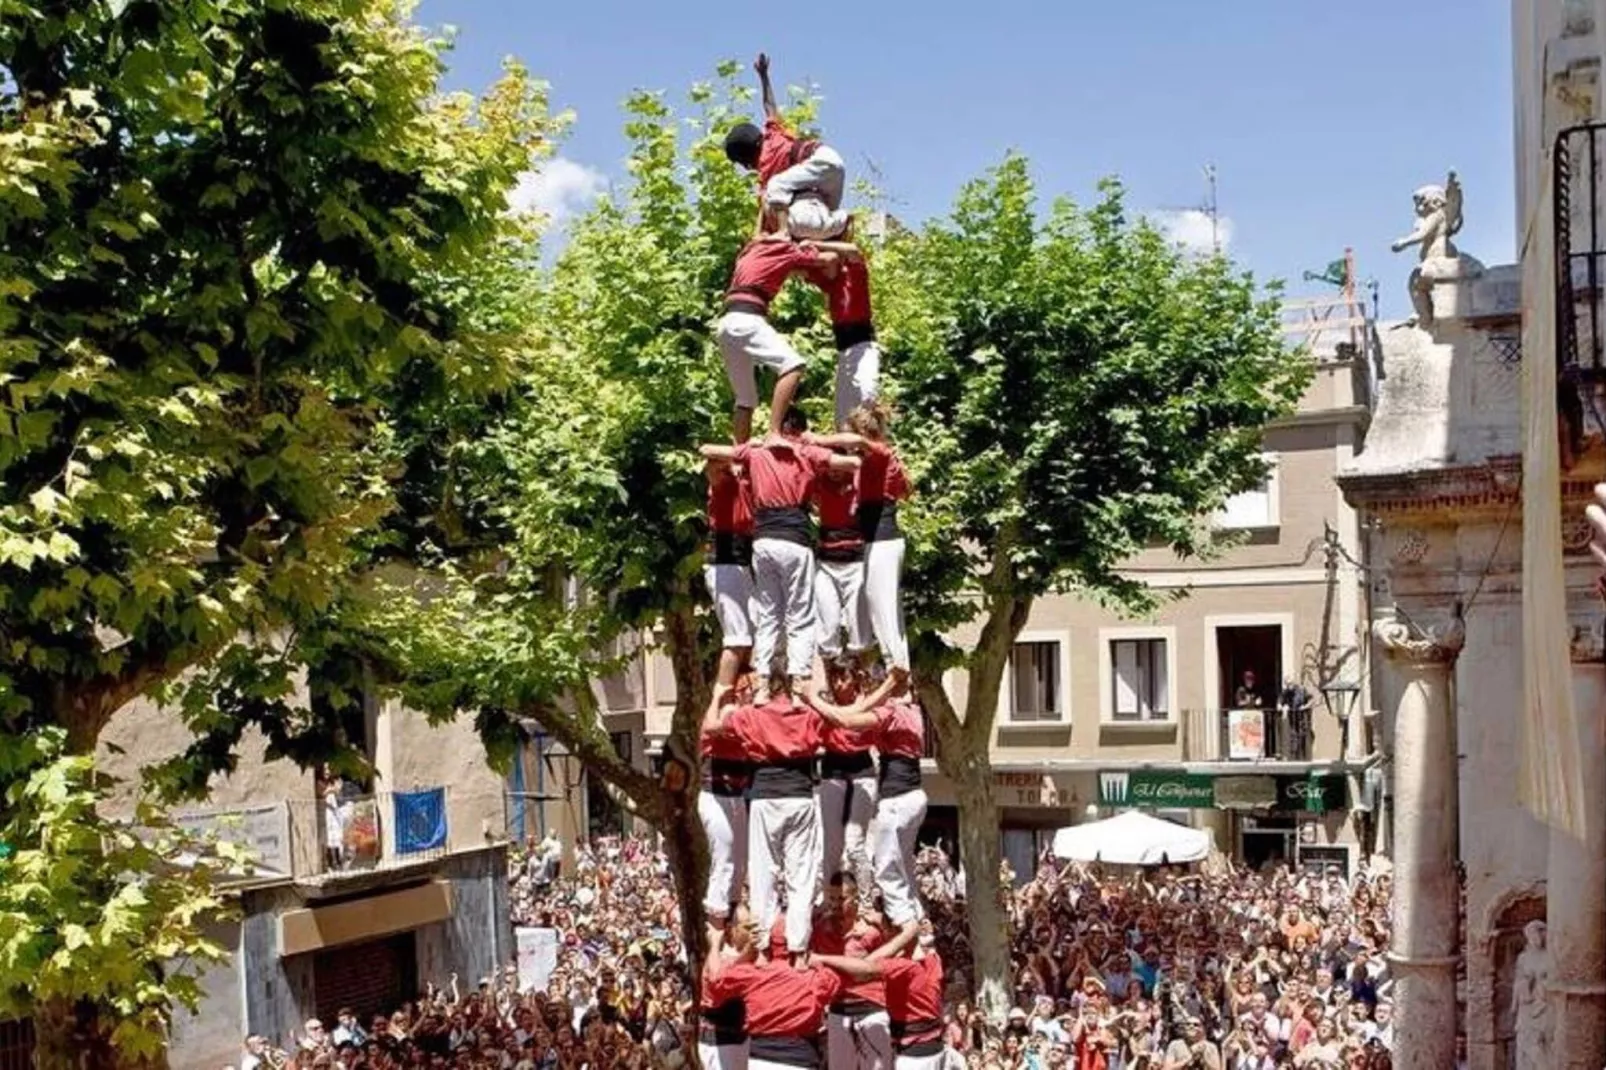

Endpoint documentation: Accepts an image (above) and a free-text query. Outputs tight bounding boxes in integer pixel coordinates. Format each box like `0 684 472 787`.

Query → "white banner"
516 926 559 994
172 801 293 881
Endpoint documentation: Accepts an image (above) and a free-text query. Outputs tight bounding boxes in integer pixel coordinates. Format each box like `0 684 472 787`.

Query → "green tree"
875 159 1309 1016
0 0 552 1060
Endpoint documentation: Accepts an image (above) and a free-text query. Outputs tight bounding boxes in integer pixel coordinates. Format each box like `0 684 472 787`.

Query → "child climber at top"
724 53 849 242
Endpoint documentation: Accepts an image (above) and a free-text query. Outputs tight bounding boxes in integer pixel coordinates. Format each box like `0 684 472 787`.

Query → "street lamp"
1320 676 1363 759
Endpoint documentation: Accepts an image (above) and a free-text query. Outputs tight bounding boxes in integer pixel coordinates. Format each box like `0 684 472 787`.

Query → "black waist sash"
751 757 817 798
857 500 901 542
891 1017 944 1053
754 505 813 546
816 526 864 563
877 755 922 798
748 1035 820 1068
833 321 876 350
708 533 754 567
829 997 882 1016
699 999 746 1046
820 750 874 780
702 757 754 797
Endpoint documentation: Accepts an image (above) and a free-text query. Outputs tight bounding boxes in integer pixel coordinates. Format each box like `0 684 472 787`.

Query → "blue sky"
418 0 1514 319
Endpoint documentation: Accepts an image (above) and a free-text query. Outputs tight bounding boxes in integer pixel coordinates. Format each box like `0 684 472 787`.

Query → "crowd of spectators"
232 834 1399 1070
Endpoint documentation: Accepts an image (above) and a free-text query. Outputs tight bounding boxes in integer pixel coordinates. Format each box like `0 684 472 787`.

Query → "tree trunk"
950 737 1012 1022
32 997 165 1070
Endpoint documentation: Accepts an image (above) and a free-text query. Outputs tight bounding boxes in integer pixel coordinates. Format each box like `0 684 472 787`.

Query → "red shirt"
811 919 887 1007
725 696 824 763
757 116 819 193
727 239 822 312
708 960 841 1039
857 440 910 504
806 258 873 327
821 720 873 757
701 722 749 762
871 698 926 759
732 437 834 511
816 470 858 530
707 466 754 535
882 952 944 1032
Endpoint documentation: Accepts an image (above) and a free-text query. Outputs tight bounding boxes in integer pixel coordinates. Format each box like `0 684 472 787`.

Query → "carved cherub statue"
1391 170 1480 325
1392 171 1462 262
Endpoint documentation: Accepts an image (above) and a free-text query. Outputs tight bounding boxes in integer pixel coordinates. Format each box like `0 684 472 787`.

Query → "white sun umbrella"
1050 809 1210 866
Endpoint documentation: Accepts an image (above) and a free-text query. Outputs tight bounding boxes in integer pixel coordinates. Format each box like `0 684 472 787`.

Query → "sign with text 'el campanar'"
1097 770 1349 813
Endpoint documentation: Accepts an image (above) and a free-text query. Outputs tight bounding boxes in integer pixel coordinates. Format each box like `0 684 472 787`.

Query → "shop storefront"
1096 768 1357 874
920 769 1101 884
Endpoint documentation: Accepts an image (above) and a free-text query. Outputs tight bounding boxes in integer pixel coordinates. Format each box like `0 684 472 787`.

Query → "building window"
1214 456 1279 529
585 732 634 841
1010 641 1062 721
1111 638 1170 721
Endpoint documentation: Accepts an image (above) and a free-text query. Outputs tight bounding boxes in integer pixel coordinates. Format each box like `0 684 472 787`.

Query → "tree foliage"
872 157 1309 1012
0 728 242 1064
0 0 554 1057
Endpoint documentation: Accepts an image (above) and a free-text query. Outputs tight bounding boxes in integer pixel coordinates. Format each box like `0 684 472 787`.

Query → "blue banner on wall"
394 788 448 854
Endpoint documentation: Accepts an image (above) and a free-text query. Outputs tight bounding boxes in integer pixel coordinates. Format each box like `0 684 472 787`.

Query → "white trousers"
705 563 755 648
835 341 882 426
873 788 928 925
895 1051 950 1070
828 1010 892 1070
698 790 748 918
716 311 807 411
752 539 816 679
814 558 870 659
864 538 908 670
748 795 821 953
699 1041 749 1070
816 775 877 893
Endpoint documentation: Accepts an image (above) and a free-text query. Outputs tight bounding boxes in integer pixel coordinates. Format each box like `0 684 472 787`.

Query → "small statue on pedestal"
1391 170 1485 326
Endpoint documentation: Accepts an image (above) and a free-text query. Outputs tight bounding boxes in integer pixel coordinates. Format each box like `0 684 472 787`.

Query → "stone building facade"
1333 2 1606 1063
96 691 512 1070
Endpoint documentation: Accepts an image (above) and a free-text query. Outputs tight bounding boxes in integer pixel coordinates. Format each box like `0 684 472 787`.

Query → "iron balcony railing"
1554 121 1606 460
1180 707 1314 763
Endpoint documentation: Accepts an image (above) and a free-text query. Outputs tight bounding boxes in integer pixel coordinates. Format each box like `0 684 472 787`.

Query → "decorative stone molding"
1392 528 1431 565
1568 612 1604 663
1374 609 1466 664
1562 513 1594 554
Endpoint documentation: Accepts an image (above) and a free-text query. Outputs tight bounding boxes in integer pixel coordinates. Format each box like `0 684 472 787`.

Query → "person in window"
1233 670 1263 709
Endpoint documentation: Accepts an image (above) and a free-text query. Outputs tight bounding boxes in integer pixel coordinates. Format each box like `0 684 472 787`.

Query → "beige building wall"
97 684 506 881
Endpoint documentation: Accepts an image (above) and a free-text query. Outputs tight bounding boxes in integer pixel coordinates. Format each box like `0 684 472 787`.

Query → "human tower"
693 55 952 1070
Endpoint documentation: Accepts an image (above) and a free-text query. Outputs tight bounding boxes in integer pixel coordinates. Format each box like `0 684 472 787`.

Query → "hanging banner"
1227 709 1267 760
394 788 449 854
516 926 560 993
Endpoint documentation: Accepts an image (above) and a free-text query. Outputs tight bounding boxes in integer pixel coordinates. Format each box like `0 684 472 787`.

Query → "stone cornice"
1373 609 1466 664
1337 458 1521 514
1340 456 1605 520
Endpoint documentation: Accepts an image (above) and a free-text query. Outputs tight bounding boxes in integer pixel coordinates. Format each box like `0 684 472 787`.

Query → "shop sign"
1273 774 1347 814
1213 775 1278 810
993 771 1074 807
1096 771 1350 813
1097 770 1215 808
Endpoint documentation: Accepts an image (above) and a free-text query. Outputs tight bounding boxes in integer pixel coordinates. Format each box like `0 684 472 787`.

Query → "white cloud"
1152 209 1234 255
508 157 609 223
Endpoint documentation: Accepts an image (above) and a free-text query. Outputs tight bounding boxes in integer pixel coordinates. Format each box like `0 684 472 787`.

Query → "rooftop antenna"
1160 163 1221 254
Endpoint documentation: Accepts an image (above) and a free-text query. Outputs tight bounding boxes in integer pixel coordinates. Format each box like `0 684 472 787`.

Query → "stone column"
1374 610 1465 1070
1549 656 1606 1069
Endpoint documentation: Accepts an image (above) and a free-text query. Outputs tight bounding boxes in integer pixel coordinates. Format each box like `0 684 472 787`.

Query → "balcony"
1181 707 1315 763
169 785 455 885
